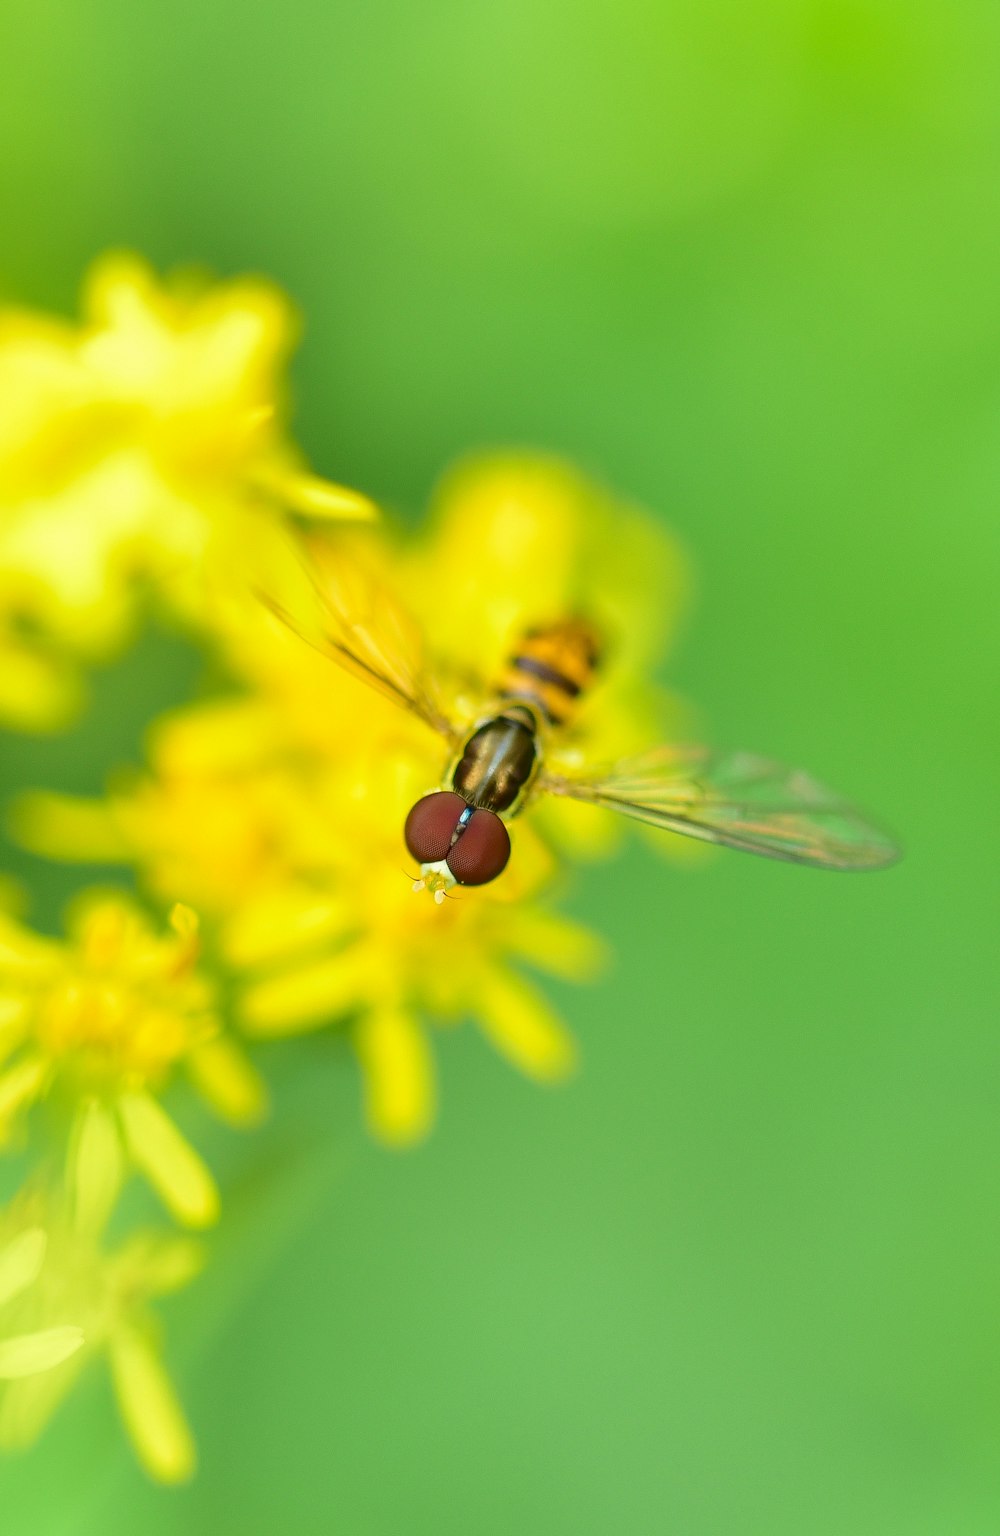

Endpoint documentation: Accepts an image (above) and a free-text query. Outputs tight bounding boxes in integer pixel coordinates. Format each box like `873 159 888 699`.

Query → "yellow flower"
221 453 692 860
0 1160 202 1484
13 453 691 1139
0 252 374 730
405 453 693 859
0 894 265 1225
15 690 603 1144
230 745 606 1145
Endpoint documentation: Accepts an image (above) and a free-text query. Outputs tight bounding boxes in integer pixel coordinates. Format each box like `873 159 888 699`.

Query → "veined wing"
540 746 900 871
259 532 459 743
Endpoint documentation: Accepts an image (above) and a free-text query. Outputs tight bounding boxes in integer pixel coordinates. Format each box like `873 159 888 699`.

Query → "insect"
262 536 900 901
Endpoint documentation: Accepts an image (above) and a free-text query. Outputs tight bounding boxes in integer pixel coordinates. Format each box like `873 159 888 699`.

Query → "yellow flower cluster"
0 255 687 1481
0 1145 203 1483
0 252 373 731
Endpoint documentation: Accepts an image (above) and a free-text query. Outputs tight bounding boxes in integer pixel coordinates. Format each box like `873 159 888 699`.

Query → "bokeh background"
2 0 998 1531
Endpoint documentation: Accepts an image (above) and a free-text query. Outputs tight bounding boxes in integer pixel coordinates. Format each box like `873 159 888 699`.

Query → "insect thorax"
451 710 539 814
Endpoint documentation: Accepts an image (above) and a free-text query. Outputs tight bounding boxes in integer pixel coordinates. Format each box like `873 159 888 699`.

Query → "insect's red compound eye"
404 792 468 864
404 794 512 887
445 809 511 886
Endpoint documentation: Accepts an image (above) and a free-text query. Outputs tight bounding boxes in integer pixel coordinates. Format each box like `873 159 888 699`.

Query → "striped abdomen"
498 619 601 725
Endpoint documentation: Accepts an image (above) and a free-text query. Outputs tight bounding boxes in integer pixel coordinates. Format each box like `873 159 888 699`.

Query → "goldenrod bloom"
15 691 603 1144
0 252 374 729
14 452 690 1139
407 453 692 853
0 894 265 1224
0 1160 201 1484
229 745 606 1144
226 453 692 861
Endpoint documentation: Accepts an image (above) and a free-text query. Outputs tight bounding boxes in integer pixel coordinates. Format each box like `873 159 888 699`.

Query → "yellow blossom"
217 454 693 861
0 1171 201 1483
15 690 603 1144
0 894 266 1224
0 251 375 730
230 746 606 1145
13 453 693 1139
404 453 694 859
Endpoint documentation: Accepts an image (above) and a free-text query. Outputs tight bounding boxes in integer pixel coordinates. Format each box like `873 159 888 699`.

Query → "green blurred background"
2 0 999 1531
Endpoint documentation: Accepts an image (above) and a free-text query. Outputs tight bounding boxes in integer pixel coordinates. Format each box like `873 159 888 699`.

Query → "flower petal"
0 1227 47 1307
502 908 608 982
9 790 130 862
476 969 578 1082
68 1099 123 1236
356 1007 435 1146
0 997 29 1065
118 1091 220 1228
186 1035 268 1126
0 1327 85 1380
0 1349 83 1449
116 1233 204 1297
0 644 84 733
240 946 371 1036
109 1324 196 1484
0 1056 48 1130
223 887 352 968
258 466 378 522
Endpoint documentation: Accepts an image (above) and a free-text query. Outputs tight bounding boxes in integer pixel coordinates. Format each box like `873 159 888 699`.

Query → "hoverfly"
261 534 900 901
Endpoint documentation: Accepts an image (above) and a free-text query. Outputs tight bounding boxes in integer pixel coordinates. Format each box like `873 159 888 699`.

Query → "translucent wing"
258 532 459 743
540 746 900 870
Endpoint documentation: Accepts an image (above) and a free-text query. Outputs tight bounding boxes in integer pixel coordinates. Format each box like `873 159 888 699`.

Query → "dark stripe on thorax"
511 654 582 696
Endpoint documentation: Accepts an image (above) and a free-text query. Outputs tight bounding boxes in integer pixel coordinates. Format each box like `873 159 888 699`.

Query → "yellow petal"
0 1327 85 1380
67 1099 123 1236
240 946 371 1036
118 1091 220 1228
356 1007 435 1146
0 992 29 1032
0 1352 83 1449
109 1324 196 1484
0 1227 47 1307
10 790 130 862
167 902 200 975
0 913 60 970
0 1002 28 1070
255 464 378 522
222 887 352 968
168 903 199 941
502 908 608 982
476 969 578 1082
147 696 272 775
116 1233 204 1297
0 644 84 734
0 1056 48 1129
0 874 27 917
186 1035 268 1126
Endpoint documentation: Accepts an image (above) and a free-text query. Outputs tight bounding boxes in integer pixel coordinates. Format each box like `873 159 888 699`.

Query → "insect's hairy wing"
262 535 458 742
541 747 900 871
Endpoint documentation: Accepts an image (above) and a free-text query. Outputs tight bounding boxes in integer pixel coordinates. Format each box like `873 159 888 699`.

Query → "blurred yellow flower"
0 1165 202 1484
403 453 694 858
228 744 606 1145
0 894 265 1225
0 1227 83 1382
16 687 604 1144
13 451 693 1141
0 252 375 730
